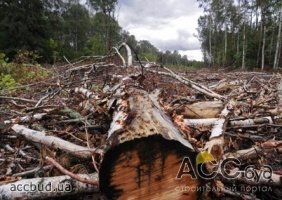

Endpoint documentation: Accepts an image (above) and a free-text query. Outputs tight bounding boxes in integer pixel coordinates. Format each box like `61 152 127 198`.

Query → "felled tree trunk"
179 101 223 118
99 87 199 200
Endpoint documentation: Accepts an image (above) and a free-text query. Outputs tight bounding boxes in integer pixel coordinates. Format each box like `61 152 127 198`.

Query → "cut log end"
99 135 199 200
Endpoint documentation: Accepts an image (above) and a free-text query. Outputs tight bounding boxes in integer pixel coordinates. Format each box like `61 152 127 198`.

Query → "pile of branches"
0 46 281 200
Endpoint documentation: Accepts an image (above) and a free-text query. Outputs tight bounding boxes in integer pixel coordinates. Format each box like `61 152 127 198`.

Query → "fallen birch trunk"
4 113 47 124
184 116 275 127
0 173 98 199
74 87 99 99
203 101 233 160
121 42 133 66
113 47 126 67
184 118 218 127
229 116 274 127
11 124 103 159
208 102 233 139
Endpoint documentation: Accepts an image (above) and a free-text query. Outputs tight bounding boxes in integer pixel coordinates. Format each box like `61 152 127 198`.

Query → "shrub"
0 74 18 93
13 50 41 64
0 52 51 93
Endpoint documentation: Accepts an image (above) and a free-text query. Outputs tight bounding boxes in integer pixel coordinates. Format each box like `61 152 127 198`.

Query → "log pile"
0 50 281 199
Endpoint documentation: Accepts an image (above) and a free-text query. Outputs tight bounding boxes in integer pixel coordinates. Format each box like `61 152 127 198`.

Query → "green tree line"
197 0 282 69
0 0 121 62
0 0 201 67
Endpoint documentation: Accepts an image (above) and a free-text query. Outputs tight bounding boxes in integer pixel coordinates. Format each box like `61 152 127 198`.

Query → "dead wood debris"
0 50 281 200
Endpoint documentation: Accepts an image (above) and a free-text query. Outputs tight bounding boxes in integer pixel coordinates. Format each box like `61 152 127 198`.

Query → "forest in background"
197 0 282 69
0 0 201 67
0 0 281 70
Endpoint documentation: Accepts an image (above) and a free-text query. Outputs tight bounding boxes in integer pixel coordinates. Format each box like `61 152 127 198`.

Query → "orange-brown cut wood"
99 135 199 200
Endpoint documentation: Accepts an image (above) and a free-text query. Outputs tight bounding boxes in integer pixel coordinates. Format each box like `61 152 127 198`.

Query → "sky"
117 0 204 61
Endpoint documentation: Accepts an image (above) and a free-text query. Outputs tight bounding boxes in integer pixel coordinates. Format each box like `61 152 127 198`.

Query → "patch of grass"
0 52 51 94
11 63 50 84
0 74 18 94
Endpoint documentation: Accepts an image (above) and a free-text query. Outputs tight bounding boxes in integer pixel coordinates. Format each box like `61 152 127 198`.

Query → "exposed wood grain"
100 135 199 200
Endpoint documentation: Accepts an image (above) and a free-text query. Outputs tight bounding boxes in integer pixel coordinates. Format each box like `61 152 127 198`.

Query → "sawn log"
99 87 199 200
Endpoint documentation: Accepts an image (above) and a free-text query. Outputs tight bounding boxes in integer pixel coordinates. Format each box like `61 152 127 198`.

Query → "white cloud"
118 0 203 61
179 50 203 61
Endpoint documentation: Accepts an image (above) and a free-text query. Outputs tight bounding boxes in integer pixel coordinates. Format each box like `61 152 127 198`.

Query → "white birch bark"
242 22 246 70
113 47 126 67
122 42 133 66
11 125 103 158
274 9 282 69
261 25 266 70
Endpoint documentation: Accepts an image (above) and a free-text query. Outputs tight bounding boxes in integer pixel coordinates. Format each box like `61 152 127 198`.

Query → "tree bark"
261 25 266 70
204 101 233 160
224 23 228 65
255 4 259 29
236 27 240 59
121 42 133 66
269 22 275 63
11 124 103 159
209 15 213 66
274 9 282 69
180 101 223 118
99 86 199 200
257 10 263 67
184 116 275 127
4 113 47 124
242 23 246 70
113 47 126 67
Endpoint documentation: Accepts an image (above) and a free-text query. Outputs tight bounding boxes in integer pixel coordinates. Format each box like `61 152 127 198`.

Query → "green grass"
0 53 51 94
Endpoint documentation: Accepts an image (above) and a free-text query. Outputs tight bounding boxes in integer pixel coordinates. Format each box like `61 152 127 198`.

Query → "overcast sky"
117 0 204 61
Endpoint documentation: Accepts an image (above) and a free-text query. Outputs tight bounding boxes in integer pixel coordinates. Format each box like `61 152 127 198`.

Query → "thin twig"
45 156 99 186
0 96 37 103
84 119 100 173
